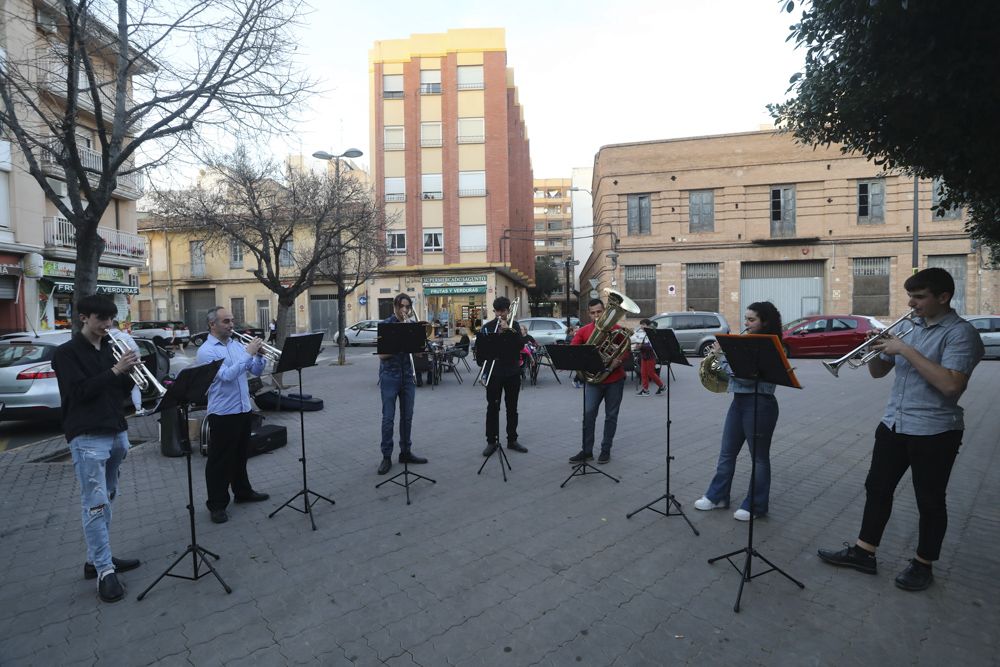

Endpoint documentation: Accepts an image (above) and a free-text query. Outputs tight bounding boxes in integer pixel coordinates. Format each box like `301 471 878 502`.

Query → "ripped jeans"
69 431 130 573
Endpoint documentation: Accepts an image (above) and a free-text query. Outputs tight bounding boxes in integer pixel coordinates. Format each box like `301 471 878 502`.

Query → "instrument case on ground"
247 424 287 458
253 390 324 412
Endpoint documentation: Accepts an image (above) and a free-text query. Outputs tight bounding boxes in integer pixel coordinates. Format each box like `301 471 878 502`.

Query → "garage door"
181 288 216 332
740 261 824 322
309 294 339 339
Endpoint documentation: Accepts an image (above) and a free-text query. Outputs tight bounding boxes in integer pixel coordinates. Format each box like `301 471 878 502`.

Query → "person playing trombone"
480 296 528 457
818 267 984 591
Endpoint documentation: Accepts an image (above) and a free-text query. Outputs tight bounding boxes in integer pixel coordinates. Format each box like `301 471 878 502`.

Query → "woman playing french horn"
693 301 784 521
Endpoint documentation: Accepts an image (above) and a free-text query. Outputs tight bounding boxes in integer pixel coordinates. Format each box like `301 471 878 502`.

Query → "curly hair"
747 301 783 336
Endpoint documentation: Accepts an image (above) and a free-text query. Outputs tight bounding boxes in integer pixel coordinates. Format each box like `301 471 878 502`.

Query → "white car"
333 320 380 346
965 315 1000 359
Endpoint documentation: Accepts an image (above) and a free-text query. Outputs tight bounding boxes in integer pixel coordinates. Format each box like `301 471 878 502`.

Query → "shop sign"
0 264 23 276
424 286 488 295
53 281 140 295
422 274 488 288
43 260 126 283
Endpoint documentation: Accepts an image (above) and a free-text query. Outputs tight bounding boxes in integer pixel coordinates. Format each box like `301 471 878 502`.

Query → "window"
460 225 486 251
458 170 486 196
627 194 651 235
386 231 406 255
546 205 561 214
547 221 561 231
421 173 443 200
686 263 719 313
932 177 962 220
229 239 243 268
420 122 442 148
852 257 890 316
279 239 294 267
857 180 885 224
770 185 796 238
830 318 858 331
689 190 715 233
457 65 484 90
533 206 546 215
384 126 404 151
0 170 10 229
189 241 205 277
384 177 405 202
423 228 443 252
534 240 545 247
231 297 245 325
457 117 484 144
382 74 403 99
419 69 441 94
624 265 656 316
534 222 545 231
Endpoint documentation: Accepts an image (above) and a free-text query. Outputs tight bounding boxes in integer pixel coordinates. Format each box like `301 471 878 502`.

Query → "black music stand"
707 333 804 612
138 360 230 600
375 322 437 505
626 328 698 535
544 344 621 487
474 332 521 481
268 332 333 530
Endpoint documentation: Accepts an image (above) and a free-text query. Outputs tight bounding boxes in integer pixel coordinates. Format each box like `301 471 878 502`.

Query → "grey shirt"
880 310 984 435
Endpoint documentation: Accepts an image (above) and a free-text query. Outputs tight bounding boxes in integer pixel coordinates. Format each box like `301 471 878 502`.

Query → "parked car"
517 317 571 346
782 315 886 358
131 320 187 348
629 311 731 357
190 323 266 347
0 332 182 422
333 320 380 346
167 321 191 346
965 315 1000 359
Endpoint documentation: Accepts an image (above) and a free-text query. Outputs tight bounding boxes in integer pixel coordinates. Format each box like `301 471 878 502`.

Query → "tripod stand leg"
667 495 700 536
137 548 190 600
753 550 806 589
195 546 233 593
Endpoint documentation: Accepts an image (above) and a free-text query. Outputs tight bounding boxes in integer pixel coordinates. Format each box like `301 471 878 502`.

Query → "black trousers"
485 373 520 444
205 412 254 511
859 422 962 561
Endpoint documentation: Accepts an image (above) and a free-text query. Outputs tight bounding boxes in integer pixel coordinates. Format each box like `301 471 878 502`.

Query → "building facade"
531 178 575 317
581 130 999 329
368 28 534 329
0 0 144 333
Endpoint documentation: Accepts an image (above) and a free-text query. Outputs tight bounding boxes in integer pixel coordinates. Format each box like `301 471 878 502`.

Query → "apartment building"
580 130 999 329
0 0 145 333
532 178 575 317
369 28 533 329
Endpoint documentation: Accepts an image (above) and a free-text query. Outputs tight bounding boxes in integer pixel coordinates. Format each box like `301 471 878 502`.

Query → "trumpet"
233 331 281 364
109 332 167 398
822 310 916 377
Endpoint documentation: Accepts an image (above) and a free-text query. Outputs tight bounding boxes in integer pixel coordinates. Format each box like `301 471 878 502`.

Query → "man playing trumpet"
818 268 984 591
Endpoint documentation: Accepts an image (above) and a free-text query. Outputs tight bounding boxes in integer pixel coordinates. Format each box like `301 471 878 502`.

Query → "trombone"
476 296 520 387
822 310 916 377
109 331 168 398
233 331 281 364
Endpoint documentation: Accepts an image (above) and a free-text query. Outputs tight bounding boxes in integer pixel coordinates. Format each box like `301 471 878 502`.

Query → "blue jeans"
69 431 130 572
704 393 778 514
379 364 415 457
582 378 625 454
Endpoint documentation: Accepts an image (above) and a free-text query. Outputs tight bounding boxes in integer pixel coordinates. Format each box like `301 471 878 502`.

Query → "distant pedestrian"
268 319 277 345
634 319 665 396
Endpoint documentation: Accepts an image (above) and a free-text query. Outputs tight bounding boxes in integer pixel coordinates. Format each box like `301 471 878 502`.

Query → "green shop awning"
52 281 140 296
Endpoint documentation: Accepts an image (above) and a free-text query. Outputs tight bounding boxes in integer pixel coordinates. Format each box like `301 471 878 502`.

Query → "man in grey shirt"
818 268 984 591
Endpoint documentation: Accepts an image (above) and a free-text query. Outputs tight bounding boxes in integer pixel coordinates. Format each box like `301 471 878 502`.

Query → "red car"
782 315 887 358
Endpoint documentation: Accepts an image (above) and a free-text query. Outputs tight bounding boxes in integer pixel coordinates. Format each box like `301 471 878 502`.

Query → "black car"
190 323 266 347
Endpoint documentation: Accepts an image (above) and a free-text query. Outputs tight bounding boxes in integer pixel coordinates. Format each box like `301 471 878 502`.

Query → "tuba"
581 289 640 384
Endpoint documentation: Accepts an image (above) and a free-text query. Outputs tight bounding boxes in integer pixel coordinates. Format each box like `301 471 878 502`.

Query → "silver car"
518 317 571 346
965 315 1000 359
333 320 381 346
630 311 731 356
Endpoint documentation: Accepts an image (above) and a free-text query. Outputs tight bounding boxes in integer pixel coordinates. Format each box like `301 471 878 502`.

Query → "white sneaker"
693 496 726 511
733 509 751 521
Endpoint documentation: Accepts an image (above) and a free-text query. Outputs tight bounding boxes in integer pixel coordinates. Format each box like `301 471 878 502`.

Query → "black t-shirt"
52 333 135 442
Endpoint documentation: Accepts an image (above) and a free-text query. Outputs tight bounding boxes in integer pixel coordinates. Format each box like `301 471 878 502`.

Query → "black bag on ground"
253 390 324 411
248 424 287 457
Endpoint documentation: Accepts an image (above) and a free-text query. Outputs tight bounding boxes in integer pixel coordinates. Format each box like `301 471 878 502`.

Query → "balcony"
42 216 147 264
35 50 135 117
176 262 210 281
41 139 145 200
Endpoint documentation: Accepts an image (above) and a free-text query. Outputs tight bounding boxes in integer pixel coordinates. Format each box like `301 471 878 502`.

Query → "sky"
271 0 807 177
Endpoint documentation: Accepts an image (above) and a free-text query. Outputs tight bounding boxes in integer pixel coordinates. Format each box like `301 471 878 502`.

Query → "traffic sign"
359 296 368 305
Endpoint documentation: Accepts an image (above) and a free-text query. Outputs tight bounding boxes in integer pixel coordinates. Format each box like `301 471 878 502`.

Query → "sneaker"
568 450 593 463
894 559 933 591
733 509 752 521
693 496 728 511
655 386 665 395
636 389 650 396
817 543 878 575
597 451 611 464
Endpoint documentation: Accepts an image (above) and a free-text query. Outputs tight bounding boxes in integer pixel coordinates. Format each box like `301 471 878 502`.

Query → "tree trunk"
273 297 296 388
71 222 104 334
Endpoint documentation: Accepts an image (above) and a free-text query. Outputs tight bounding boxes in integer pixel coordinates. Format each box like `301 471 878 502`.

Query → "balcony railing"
42 216 147 260
176 262 208 280
41 139 145 199
385 193 406 202
458 188 486 197
35 50 135 115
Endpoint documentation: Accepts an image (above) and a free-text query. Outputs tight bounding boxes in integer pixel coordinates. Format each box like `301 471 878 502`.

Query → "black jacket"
478 318 525 377
52 333 135 442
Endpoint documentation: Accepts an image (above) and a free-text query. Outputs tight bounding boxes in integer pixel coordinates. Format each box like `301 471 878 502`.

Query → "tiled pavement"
1 352 998 666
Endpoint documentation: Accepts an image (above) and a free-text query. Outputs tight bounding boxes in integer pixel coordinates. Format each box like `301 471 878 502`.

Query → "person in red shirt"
568 298 631 464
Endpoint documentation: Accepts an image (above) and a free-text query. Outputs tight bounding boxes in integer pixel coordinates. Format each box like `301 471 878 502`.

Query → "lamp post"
312 148 364 365
564 259 580 330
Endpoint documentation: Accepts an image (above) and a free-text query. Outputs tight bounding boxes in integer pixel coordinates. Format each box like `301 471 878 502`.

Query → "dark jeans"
859 423 962 561
379 364 415 457
486 373 520 444
704 393 779 514
205 412 254 511
582 378 625 454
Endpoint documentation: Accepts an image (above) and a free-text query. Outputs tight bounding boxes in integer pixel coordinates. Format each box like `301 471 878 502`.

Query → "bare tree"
153 147 390 365
0 0 315 325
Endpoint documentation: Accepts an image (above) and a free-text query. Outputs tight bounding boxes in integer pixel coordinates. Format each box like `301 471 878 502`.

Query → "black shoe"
895 559 933 591
655 386 665 395
234 490 270 503
482 442 499 457
399 452 428 464
817 543 877 575
377 457 392 475
415 380 423 387
568 450 593 464
507 441 528 453
597 451 611 464
98 572 125 603
210 509 229 524
84 557 141 580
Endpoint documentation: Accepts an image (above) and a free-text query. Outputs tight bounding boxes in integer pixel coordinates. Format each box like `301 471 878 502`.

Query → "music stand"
473 332 521 481
626 328 698 535
138 360 230 600
707 333 804 612
544 344 621 487
268 332 332 530
374 322 437 505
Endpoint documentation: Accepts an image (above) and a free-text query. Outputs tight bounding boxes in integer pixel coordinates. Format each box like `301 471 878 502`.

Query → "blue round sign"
358 296 368 305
